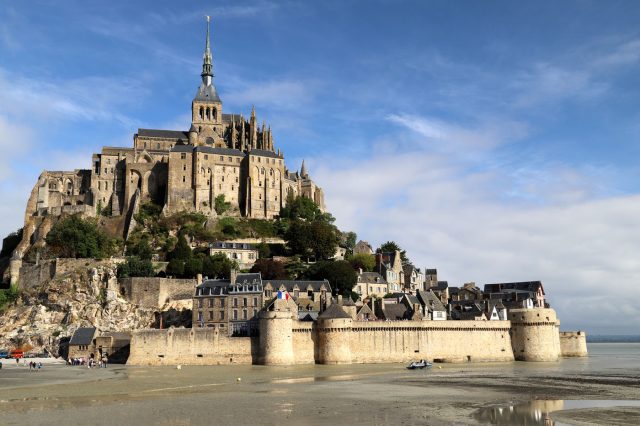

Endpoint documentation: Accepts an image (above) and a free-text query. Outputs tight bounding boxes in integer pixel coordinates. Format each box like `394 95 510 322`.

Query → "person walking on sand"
38 362 42 371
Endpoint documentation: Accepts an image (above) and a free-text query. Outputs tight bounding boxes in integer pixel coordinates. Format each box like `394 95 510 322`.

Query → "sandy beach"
0 344 639 425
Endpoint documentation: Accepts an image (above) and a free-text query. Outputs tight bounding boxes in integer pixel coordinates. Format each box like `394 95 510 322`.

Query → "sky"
1 0 639 334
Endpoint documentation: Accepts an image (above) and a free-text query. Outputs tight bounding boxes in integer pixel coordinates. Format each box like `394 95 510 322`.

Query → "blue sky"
1 0 639 334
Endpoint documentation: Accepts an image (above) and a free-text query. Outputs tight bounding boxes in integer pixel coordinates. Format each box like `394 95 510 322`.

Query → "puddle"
475 399 640 425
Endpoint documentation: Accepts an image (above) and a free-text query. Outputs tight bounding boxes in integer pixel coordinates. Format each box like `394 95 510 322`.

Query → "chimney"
196 273 203 284
337 295 343 305
230 269 238 284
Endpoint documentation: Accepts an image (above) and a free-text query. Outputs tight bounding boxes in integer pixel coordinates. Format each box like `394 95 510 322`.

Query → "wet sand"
1 353 639 426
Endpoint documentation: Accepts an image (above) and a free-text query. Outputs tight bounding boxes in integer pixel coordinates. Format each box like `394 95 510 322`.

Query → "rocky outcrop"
0 261 160 356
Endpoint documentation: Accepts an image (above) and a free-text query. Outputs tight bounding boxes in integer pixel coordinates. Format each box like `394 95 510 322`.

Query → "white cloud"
312 114 640 335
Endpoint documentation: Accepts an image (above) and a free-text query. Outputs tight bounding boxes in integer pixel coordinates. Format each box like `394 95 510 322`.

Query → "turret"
300 160 308 179
509 308 561 361
316 303 353 364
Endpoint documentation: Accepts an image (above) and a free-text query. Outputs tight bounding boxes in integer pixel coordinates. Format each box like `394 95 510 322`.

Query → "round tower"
509 308 561 361
258 310 294 365
317 304 353 364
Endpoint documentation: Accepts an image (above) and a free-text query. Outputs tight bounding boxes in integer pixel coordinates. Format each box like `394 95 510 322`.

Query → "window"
183 176 186 183
198 299 203 308
253 297 258 306
181 153 186 160
198 311 203 322
220 299 225 308
104 168 107 174
233 310 238 320
220 311 224 320
220 156 223 161
235 177 238 183
204 155 208 160
243 298 247 307
234 298 238 307
253 309 257 317
209 311 214 320
261 168 265 175
209 299 214 308
156 143 160 149
228 156 232 162
183 165 187 171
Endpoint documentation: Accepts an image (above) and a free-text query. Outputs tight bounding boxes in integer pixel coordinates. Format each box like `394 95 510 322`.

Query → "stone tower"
509 308 561 361
258 299 295 365
316 303 353 364
191 16 224 146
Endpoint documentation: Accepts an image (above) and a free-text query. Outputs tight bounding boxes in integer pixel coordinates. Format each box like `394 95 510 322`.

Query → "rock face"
0 262 158 356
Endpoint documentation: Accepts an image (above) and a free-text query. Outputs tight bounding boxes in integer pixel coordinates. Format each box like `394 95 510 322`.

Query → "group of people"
68 355 108 368
28 361 43 371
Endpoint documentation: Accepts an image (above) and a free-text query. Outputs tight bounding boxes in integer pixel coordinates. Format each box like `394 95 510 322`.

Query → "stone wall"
119 277 196 309
18 258 119 290
129 319 517 366
559 331 588 357
127 327 255 365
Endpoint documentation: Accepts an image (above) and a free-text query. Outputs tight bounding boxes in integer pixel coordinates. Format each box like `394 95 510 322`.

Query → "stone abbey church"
28 21 325 224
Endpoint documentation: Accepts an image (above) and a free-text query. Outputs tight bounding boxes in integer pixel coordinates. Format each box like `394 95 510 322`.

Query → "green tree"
342 231 357 254
285 220 339 261
126 234 153 260
250 259 288 279
169 233 192 261
117 256 155 278
349 253 375 272
305 260 357 297
256 242 271 259
214 194 231 215
202 253 234 279
45 215 114 259
166 258 185 277
377 241 410 265
280 195 329 222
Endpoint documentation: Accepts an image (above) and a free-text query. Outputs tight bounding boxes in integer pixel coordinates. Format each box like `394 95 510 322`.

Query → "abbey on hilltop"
25 18 324 224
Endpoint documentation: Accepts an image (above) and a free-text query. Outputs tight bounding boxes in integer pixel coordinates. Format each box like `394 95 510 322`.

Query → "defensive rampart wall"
559 331 588 357
119 277 196 309
127 328 255 365
129 320 515 365
349 321 514 364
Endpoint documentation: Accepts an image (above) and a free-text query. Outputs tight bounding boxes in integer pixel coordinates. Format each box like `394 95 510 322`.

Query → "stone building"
375 251 404 292
209 241 258 269
193 273 264 335
68 327 97 360
21 18 325 250
354 271 388 299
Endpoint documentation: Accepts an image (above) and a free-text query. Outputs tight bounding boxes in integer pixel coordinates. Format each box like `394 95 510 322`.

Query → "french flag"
277 291 290 301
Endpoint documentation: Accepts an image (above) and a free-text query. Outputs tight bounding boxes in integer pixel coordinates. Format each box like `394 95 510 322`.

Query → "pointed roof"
195 16 220 103
300 159 308 178
318 303 351 319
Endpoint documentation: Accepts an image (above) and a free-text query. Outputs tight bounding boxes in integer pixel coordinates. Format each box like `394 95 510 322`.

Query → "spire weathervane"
201 15 213 85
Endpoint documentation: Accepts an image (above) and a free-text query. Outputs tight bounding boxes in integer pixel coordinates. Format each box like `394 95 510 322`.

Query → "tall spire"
301 160 308 178
201 16 213 86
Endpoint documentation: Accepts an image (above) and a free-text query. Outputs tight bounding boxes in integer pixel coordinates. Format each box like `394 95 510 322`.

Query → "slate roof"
263 280 332 293
318 303 352 319
195 146 246 157
210 241 255 250
138 129 189 140
357 272 387 284
382 303 409 320
483 281 544 295
222 113 242 123
69 327 96 346
250 149 281 159
194 83 221 102
170 144 194 153
416 289 446 312
235 273 262 286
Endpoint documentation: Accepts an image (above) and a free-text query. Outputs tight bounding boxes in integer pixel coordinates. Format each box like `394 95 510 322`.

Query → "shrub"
45 215 115 259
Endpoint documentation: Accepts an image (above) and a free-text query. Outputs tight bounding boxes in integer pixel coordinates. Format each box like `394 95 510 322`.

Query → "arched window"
261 168 265 175
206 107 210 120
213 107 217 120
269 169 273 176
199 106 204 119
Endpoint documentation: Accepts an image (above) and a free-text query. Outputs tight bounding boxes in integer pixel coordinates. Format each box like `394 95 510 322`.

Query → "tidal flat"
0 343 638 425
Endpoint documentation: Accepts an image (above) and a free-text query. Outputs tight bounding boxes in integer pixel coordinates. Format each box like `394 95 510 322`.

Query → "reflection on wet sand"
476 399 640 425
